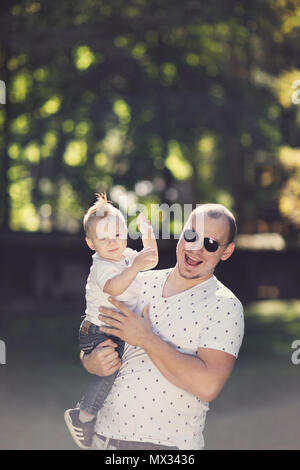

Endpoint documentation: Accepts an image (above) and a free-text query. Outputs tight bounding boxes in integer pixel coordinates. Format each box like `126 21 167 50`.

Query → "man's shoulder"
213 277 243 312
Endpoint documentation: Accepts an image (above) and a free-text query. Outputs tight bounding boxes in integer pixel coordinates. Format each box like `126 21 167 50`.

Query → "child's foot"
64 408 96 450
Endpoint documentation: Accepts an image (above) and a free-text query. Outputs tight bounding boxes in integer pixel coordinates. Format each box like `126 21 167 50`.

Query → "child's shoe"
64 408 96 450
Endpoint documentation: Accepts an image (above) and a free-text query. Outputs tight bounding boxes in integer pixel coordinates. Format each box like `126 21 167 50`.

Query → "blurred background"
0 0 299 449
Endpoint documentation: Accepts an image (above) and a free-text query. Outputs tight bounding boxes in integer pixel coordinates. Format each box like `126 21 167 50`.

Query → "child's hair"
83 192 116 238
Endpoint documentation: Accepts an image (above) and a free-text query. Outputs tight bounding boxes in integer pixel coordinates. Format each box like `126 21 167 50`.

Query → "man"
81 203 244 450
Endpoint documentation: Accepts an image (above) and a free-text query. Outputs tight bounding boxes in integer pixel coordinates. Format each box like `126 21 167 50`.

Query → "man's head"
83 193 128 261
176 203 237 282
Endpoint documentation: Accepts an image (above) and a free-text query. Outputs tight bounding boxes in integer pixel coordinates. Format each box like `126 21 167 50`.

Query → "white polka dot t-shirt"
94 268 244 450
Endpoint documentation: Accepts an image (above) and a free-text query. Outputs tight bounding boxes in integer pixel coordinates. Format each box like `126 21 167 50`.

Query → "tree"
0 0 299 244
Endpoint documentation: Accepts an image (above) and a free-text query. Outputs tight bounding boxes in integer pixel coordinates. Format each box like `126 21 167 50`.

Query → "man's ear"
220 242 235 261
85 237 95 251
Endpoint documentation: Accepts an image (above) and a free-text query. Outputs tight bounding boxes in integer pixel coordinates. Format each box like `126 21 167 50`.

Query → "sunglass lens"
204 237 218 252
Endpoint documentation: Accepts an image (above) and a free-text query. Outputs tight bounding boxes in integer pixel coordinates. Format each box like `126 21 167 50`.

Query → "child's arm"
103 248 158 296
137 213 158 268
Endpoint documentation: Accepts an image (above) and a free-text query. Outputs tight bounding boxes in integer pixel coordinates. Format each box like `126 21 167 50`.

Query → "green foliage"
243 299 300 360
0 0 300 242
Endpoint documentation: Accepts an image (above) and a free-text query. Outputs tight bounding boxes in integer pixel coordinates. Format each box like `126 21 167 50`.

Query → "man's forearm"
97 298 235 402
142 333 217 402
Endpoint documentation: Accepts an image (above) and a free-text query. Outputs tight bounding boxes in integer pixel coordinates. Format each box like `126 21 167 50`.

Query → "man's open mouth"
184 253 203 267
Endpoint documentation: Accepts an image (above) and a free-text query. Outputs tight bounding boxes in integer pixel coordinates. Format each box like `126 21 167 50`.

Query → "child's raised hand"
132 247 158 272
137 213 154 238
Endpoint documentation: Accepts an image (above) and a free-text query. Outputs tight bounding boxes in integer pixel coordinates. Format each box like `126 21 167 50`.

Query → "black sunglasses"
183 229 229 253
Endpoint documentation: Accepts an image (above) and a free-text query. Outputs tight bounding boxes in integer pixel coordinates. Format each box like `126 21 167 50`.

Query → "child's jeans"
78 319 124 416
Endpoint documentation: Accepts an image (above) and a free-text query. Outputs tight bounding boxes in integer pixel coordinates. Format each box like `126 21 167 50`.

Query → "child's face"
87 214 128 261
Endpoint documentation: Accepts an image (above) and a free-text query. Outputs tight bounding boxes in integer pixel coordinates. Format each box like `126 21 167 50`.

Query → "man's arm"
142 336 235 402
98 299 236 402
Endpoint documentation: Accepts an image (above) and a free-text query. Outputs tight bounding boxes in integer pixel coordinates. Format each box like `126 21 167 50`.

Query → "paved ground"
0 301 299 450
1 354 299 450
204 360 300 450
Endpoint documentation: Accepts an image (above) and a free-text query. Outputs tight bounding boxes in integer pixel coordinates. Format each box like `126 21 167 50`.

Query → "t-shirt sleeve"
92 263 121 291
197 298 244 358
124 248 139 264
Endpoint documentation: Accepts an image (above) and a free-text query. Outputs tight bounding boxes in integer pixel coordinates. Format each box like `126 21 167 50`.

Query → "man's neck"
163 264 213 298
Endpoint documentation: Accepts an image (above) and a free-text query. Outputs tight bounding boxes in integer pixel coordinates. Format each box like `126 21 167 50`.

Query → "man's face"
176 212 234 281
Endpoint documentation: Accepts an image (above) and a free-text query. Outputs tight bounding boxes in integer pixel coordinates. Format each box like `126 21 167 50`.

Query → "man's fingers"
99 314 123 328
106 298 134 317
109 357 122 369
101 358 121 376
104 353 121 368
100 325 122 338
95 338 118 349
98 306 125 321
105 362 121 375
94 346 119 360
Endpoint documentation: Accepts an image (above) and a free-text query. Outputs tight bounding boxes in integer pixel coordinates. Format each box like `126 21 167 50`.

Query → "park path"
205 397 300 450
0 357 299 450
0 390 298 450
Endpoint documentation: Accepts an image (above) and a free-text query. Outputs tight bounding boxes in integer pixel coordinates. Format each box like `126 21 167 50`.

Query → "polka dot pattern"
95 269 244 450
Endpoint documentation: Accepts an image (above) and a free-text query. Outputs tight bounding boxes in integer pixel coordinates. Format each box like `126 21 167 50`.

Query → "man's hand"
98 298 154 349
132 248 158 272
81 339 121 377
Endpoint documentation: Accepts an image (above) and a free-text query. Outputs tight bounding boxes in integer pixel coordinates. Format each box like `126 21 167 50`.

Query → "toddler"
64 193 158 449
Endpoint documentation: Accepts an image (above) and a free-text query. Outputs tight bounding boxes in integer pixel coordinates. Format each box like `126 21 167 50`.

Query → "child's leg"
78 320 124 421
64 323 124 449
79 370 119 418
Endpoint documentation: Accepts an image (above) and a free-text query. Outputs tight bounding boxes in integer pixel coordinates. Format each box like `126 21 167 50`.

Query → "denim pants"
79 319 124 416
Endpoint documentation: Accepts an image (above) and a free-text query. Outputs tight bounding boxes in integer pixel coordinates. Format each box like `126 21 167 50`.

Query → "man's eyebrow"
191 225 222 243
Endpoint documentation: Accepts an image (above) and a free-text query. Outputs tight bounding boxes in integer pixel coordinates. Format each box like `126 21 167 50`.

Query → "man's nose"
185 240 204 252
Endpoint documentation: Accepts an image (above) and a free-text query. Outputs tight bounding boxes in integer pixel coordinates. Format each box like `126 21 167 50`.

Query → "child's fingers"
137 212 147 223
